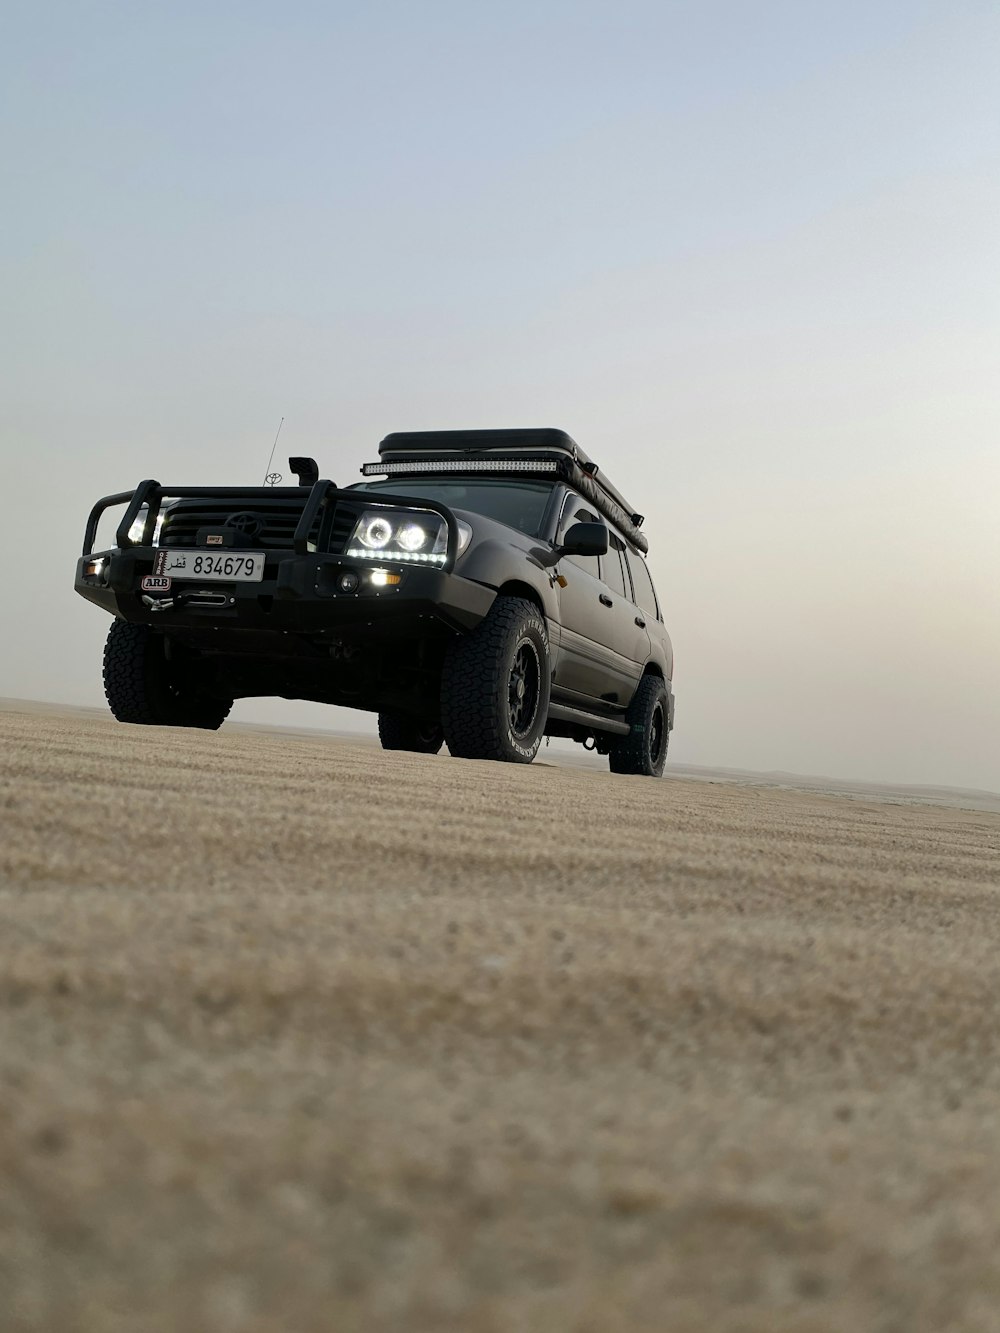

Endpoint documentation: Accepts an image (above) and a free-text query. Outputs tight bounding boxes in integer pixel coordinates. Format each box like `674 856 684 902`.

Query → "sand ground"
1 704 999 1332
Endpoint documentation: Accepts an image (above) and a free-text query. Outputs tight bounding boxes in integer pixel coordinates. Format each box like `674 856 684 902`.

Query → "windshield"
353 478 554 537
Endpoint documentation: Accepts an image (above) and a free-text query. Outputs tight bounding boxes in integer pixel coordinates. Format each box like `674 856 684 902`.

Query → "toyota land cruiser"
75 428 675 776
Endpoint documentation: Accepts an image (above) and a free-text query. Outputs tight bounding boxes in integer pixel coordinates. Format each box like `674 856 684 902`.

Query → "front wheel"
609 674 669 777
103 620 232 729
377 713 444 754
441 596 550 764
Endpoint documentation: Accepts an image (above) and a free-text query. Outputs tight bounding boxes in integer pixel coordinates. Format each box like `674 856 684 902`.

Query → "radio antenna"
263 417 284 486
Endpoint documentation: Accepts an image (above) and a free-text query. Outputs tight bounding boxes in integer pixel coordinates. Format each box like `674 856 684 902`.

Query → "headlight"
127 506 164 546
347 509 449 563
360 515 394 549
128 506 150 544
397 522 428 552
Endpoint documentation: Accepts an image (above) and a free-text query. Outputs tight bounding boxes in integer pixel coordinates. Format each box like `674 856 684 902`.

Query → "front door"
552 499 622 702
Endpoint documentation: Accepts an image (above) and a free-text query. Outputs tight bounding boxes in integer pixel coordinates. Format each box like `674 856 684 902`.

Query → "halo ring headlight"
347 507 449 563
362 516 393 549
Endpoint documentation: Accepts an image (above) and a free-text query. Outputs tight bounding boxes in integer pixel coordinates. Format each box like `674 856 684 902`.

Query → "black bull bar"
82 479 462 569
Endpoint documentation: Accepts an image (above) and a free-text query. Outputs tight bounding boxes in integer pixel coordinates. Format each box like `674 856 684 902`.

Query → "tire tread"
103 620 231 729
609 673 668 777
377 713 444 754
441 597 548 762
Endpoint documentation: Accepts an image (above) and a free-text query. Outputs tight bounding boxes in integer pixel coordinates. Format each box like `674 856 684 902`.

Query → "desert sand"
2 702 999 1332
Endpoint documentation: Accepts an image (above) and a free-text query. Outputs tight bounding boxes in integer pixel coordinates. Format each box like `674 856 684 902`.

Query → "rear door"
598 532 651 704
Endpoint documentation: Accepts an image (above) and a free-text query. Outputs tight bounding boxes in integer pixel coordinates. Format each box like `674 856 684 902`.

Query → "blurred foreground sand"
1 704 999 1332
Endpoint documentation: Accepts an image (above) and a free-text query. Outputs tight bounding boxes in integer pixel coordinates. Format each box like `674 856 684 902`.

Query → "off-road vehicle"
76 429 675 775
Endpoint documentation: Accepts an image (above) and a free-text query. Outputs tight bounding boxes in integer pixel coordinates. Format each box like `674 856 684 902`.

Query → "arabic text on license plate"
154 550 266 582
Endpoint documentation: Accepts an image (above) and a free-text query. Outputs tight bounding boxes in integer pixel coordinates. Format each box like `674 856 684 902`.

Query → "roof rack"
364 429 649 554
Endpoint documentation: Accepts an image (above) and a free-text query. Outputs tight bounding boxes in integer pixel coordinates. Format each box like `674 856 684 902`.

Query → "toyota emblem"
225 512 263 538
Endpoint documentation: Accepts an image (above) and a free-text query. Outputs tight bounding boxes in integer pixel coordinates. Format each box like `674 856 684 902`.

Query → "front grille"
158 496 365 552
159 499 318 550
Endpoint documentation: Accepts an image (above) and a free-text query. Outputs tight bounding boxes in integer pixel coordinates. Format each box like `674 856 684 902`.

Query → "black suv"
75 429 675 776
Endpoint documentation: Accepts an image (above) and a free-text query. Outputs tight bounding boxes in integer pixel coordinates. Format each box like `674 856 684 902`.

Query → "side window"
601 534 629 599
626 551 660 620
560 497 602 574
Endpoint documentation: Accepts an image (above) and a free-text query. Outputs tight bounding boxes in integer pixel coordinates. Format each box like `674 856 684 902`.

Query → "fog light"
84 557 106 579
369 569 402 588
337 570 360 593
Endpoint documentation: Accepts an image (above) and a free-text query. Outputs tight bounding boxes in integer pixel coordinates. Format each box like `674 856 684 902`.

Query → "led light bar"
361 459 560 476
345 547 447 563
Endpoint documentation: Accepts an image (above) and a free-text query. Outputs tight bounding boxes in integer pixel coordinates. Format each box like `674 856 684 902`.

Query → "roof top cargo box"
373 428 649 554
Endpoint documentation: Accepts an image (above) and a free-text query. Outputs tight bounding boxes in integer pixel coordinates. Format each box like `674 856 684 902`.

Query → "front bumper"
75 547 496 637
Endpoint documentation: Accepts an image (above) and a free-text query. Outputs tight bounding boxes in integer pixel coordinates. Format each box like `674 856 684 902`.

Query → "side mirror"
560 522 608 558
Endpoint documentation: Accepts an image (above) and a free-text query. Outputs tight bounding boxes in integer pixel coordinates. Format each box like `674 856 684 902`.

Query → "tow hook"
142 595 175 612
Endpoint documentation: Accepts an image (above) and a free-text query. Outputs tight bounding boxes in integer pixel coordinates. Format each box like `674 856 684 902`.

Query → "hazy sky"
3 1 998 789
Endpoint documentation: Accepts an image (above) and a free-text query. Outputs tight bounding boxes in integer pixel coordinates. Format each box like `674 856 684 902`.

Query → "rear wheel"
377 713 444 754
441 596 550 763
609 674 669 777
103 620 232 729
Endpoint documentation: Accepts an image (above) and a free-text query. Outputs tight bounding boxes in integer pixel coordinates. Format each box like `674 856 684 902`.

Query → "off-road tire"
609 673 669 777
378 713 445 754
441 596 550 763
103 620 232 729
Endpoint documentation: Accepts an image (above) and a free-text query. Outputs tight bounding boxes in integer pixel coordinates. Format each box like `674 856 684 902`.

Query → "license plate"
153 550 266 582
